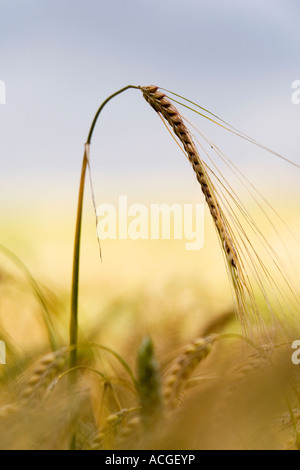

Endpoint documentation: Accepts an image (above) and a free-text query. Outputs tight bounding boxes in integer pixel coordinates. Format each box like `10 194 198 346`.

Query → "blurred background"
0 0 299 352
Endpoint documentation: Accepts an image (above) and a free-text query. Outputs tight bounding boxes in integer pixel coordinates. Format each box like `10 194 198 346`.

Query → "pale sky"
0 0 299 200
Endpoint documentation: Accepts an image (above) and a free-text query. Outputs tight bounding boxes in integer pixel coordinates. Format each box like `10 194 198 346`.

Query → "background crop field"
1 0 300 451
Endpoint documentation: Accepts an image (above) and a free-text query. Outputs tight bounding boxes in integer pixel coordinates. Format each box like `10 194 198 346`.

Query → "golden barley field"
0 177 300 450
1 84 300 451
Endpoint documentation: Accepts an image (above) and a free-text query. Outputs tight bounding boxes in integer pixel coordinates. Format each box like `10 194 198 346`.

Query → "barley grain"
163 336 215 409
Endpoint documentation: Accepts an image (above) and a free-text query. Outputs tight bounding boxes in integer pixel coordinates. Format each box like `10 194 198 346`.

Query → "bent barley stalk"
70 85 140 372
70 83 284 410
71 83 254 374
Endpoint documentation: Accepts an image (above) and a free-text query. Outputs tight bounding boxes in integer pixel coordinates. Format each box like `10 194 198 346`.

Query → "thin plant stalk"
69 85 139 372
69 147 89 372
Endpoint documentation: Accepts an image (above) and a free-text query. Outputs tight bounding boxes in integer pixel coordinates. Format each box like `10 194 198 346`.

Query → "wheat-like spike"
141 86 255 329
142 86 238 270
88 408 139 450
163 336 215 409
20 349 67 403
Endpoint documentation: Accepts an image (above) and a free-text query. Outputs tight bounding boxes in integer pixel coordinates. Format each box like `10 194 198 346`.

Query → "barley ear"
141 86 252 328
163 336 215 409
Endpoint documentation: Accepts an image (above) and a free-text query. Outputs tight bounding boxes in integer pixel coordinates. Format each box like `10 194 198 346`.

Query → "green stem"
69 149 88 372
87 85 140 145
69 85 140 372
